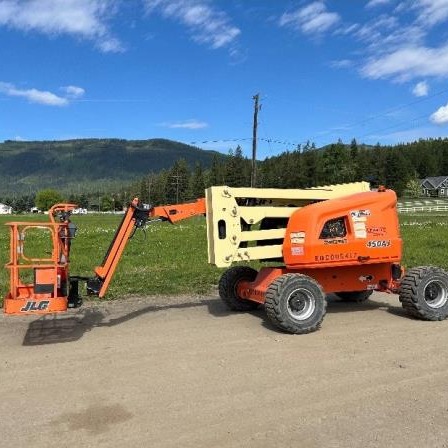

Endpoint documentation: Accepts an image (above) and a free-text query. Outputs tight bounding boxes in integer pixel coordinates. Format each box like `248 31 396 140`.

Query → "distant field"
0 214 222 305
399 212 448 270
1 211 448 305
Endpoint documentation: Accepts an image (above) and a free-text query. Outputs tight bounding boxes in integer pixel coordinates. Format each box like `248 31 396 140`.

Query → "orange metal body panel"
4 292 68 315
237 190 402 304
238 263 397 304
283 189 401 269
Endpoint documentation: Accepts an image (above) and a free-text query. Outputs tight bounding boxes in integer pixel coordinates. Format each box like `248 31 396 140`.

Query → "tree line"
2 138 448 212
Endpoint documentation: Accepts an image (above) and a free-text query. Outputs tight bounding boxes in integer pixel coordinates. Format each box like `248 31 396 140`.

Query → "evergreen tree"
78 194 89 209
190 162 206 198
167 159 190 203
322 139 353 184
150 170 168 205
384 150 412 196
350 138 361 180
302 144 320 187
224 146 250 187
207 154 225 186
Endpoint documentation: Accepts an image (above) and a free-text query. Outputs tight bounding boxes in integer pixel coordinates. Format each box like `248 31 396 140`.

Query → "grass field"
1 211 448 305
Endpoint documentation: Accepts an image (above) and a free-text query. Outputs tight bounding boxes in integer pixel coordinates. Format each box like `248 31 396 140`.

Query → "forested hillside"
259 138 448 194
0 138 225 195
129 138 448 207
2 137 448 212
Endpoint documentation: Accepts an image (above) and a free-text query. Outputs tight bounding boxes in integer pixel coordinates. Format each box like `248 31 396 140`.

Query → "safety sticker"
290 231 305 244
291 246 304 256
353 222 367 239
351 209 371 219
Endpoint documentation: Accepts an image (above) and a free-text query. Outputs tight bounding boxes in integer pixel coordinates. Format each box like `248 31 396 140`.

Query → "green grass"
1 211 448 305
399 212 448 270
0 214 223 304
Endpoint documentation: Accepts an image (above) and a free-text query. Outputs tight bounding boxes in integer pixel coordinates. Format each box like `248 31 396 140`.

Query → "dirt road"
2 292 448 448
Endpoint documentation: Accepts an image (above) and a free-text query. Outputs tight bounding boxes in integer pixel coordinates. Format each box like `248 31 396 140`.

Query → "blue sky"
1 0 448 159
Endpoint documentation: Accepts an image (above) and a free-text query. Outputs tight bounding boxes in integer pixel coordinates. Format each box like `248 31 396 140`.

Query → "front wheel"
399 266 448 321
265 274 326 334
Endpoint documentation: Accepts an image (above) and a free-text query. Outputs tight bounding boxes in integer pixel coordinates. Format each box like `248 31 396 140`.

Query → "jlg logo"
20 301 50 312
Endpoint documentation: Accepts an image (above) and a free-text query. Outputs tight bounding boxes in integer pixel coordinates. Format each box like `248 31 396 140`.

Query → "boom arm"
86 197 206 298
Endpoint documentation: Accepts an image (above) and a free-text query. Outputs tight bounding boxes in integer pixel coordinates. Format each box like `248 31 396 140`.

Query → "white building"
0 203 12 214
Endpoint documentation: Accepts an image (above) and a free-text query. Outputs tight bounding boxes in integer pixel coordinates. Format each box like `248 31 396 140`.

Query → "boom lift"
207 184 448 333
3 198 205 315
4 182 448 335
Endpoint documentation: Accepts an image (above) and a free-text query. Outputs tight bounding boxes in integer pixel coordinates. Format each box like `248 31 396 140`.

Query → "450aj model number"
367 240 391 248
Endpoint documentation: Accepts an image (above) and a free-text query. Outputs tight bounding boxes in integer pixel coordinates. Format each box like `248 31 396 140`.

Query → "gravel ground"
1 292 448 448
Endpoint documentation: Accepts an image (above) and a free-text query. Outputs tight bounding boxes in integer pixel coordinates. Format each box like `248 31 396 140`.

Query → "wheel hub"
424 280 448 309
287 288 315 321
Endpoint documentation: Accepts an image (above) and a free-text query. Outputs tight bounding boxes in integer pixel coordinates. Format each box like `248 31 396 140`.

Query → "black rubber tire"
336 290 373 303
399 266 448 321
219 266 259 311
265 273 326 334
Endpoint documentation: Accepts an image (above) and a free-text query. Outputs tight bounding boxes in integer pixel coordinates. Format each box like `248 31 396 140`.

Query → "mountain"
0 138 225 195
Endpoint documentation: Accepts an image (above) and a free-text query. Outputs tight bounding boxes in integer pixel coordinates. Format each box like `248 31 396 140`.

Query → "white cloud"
160 119 208 130
0 82 68 106
0 0 122 52
62 85 86 99
361 44 448 80
412 81 429 97
354 15 421 52
320 1 448 85
279 2 340 35
144 0 240 49
330 59 353 68
414 0 448 26
430 103 448 125
366 0 391 8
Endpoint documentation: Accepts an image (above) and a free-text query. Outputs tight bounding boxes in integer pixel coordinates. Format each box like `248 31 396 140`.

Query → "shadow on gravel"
23 294 411 345
23 299 219 346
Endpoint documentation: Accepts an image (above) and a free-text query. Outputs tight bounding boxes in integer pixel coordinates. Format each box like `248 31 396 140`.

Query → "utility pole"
171 174 181 203
251 93 260 187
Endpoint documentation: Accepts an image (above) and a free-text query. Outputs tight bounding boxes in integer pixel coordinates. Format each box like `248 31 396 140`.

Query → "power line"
251 93 260 187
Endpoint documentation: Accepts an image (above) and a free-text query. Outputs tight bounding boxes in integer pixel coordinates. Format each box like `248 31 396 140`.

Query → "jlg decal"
351 209 371 219
20 301 50 312
367 240 391 248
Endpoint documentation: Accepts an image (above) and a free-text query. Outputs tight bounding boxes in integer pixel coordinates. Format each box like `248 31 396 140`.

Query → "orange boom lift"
3 198 205 315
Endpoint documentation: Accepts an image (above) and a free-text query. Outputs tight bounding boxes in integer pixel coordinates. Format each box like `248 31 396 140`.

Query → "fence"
397 205 448 213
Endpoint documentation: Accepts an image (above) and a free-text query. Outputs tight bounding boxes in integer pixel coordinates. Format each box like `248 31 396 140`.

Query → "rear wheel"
265 274 326 334
336 290 373 303
219 266 259 311
399 266 448 321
